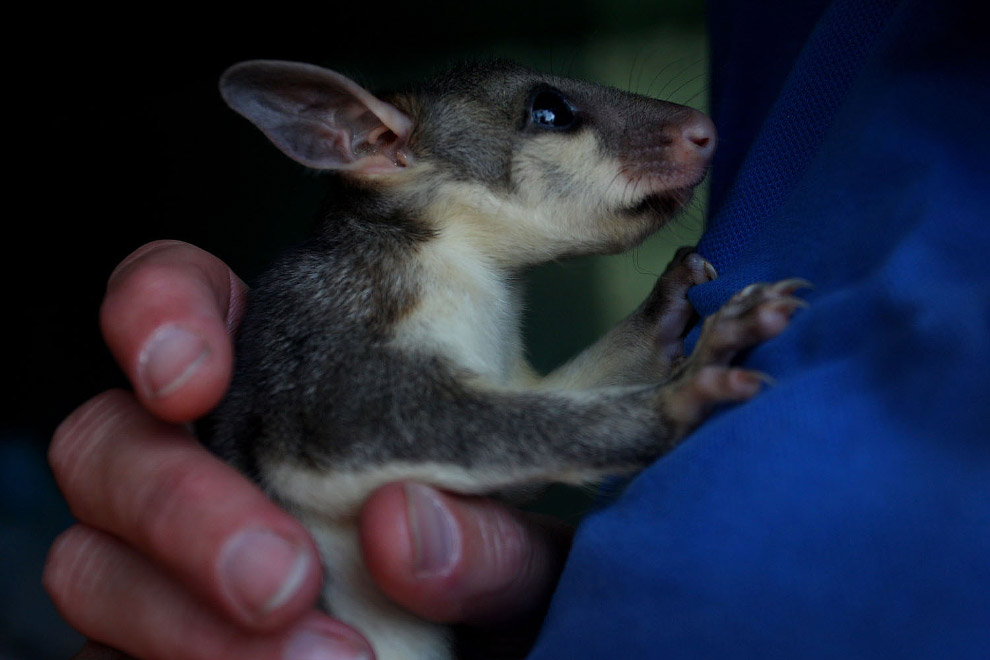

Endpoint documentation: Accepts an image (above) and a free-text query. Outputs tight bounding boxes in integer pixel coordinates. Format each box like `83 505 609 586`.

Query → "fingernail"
405 483 460 577
284 628 372 660
220 529 311 618
138 325 209 398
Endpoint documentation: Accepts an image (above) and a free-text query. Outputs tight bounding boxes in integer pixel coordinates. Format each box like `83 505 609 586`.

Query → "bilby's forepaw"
668 246 719 285
659 278 811 436
643 247 718 357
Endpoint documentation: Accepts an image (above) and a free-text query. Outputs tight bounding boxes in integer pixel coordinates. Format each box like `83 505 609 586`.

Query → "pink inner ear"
220 60 415 173
312 67 414 172
350 123 414 173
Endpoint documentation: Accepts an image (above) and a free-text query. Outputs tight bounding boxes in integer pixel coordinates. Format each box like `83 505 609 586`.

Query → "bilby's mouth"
624 186 697 219
617 159 709 217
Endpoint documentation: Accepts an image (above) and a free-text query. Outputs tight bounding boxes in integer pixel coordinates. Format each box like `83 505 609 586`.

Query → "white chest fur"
390 232 524 384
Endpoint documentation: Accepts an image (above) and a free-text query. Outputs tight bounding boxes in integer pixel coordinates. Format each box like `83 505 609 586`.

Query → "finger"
49 389 322 631
359 482 573 626
101 240 249 423
72 641 133 660
45 526 373 660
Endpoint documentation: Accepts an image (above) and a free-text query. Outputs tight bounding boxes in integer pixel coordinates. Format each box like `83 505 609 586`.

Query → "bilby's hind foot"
659 277 811 437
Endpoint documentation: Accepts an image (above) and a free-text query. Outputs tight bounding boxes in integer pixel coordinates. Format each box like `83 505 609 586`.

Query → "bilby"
204 59 806 660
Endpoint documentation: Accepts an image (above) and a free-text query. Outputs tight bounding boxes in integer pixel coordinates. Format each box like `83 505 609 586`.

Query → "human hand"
44 240 571 660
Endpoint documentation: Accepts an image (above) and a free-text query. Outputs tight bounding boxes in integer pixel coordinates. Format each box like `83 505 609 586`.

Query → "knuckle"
480 510 531 581
102 251 218 335
42 526 78 600
49 391 133 502
129 457 216 551
106 240 192 289
159 611 242 660
43 526 106 612
103 259 180 317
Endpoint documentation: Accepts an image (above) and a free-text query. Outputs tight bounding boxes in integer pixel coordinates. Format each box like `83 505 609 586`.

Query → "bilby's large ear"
219 60 414 173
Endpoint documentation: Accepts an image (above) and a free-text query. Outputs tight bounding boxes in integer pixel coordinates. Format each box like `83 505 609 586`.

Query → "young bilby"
204 59 806 660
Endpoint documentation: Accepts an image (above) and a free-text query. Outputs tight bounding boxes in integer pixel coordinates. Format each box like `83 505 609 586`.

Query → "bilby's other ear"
219 60 414 173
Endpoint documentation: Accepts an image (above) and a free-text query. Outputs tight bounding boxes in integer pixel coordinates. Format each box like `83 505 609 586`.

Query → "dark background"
5 3 708 657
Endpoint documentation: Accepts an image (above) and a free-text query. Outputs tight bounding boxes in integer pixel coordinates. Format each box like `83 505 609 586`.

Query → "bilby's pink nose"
679 111 717 163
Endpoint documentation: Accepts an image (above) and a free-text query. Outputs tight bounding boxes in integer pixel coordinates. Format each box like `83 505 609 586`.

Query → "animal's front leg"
541 247 717 390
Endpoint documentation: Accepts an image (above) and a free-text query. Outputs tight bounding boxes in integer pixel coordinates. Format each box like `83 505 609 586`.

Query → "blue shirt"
529 0 990 657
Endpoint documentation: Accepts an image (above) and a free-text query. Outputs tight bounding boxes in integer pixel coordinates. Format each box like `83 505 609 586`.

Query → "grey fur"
205 60 709 475
202 59 797 660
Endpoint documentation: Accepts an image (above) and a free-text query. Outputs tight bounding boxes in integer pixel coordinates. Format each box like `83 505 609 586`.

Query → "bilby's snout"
677 110 717 166
615 106 717 203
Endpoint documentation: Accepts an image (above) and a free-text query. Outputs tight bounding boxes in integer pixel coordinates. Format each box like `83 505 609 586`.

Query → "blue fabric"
529 1 990 658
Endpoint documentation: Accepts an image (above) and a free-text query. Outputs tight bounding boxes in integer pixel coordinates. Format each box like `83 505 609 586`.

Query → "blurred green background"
8 2 709 658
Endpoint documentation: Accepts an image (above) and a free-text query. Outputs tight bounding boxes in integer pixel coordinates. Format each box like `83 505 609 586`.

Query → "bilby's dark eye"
528 89 578 130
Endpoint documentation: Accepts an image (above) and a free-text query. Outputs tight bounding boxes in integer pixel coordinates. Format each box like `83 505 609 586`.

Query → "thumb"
359 482 572 626
100 240 247 423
